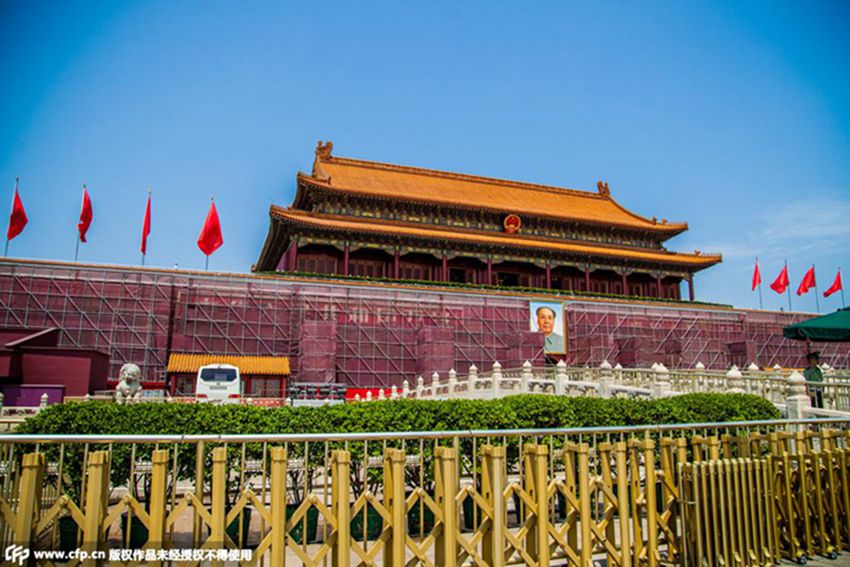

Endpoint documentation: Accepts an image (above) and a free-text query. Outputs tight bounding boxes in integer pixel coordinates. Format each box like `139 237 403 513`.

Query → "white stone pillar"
555 360 567 396
448 368 457 396
599 360 614 398
614 363 623 383
432 372 440 397
785 370 811 421
491 361 502 398
390 385 398 400
366 391 373 402
354 394 361 402
726 365 745 394
652 363 671 398
521 360 533 393
416 376 425 397
468 364 478 392
39 393 49 410
378 389 386 401
402 380 410 397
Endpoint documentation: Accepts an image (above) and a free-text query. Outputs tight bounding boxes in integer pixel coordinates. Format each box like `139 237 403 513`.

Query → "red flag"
796 266 816 296
824 269 842 298
77 186 93 243
197 200 223 256
7 181 28 241
770 265 789 294
140 193 151 255
752 260 762 291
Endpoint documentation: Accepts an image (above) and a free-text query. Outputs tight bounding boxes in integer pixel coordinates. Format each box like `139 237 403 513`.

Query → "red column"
394 249 400 279
342 244 350 276
622 272 628 295
487 258 493 285
289 241 298 272
656 275 663 298
545 264 551 289
442 254 448 281
688 274 695 301
584 266 591 291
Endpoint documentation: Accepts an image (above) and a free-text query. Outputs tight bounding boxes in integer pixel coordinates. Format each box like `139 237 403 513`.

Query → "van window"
200 368 238 382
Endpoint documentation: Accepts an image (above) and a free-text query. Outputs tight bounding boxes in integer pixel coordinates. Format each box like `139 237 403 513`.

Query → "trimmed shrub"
18 393 779 436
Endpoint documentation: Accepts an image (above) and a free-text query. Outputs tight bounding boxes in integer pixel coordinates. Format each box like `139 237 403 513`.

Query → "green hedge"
15 394 778 503
18 393 779 437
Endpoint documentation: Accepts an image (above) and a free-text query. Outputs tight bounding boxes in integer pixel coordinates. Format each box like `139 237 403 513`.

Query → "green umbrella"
783 307 850 342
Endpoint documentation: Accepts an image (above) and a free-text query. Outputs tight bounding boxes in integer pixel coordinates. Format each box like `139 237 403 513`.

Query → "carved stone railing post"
614 363 623 383
366 391 373 402
39 393 49 410
786 370 811 422
726 365 745 394
354 394 361 402
652 363 671 398
599 360 613 398
378 389 386 401
432 372 441 398
521 360 533 393
746 362 760 394
390 385 398 400
448 368 458 397
402 380 410 397
416 376 425 398
468 364 478 392
555 360 567 396
491 361 502 398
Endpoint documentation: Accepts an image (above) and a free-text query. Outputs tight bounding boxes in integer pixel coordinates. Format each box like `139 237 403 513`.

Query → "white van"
195 364 242 403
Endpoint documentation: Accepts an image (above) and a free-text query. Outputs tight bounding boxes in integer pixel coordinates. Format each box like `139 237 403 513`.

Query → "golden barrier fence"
0 418 848 566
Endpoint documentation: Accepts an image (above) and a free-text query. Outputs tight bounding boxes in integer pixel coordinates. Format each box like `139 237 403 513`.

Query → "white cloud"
695 194 850 261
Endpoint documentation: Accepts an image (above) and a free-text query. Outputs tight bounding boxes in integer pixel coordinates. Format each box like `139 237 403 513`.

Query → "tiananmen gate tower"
255 141 721 301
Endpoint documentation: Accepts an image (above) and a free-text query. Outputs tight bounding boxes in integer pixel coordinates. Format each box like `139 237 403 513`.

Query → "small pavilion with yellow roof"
255 141 720 301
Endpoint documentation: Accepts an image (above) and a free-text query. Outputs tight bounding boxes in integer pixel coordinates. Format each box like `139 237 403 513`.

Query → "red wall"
19 348 109 397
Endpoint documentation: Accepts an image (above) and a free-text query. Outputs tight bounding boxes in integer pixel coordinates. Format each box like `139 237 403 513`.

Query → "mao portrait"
529 301 565 354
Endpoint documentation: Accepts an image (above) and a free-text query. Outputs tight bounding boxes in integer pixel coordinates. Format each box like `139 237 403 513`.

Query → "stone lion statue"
115 363 143 404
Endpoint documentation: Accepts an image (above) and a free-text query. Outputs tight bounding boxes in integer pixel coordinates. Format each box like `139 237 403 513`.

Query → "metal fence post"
13 453 44 552
210 447 227 565
481 445 505 567
383 448 406 567
147 449 170 566
271 447 288 567
523 444 550 567
331 450 350 567
435 447 458 567
81 451 109 567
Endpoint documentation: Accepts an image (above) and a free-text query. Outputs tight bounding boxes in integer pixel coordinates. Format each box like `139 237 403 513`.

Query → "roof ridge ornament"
315 140 333 160
596 181 610 197
312 140 333 181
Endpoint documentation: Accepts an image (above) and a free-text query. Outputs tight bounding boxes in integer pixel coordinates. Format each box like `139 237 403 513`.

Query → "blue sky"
1 1 848 312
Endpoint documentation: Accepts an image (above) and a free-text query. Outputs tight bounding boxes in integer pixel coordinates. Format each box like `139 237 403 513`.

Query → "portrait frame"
529 300 566 354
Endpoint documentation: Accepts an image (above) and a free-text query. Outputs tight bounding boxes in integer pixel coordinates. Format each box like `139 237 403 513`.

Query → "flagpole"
841 267 846 308
756 257 763 309
205 255 209 271
75 181 85 262
4 176 20 257
813 264 820 313
785 260 792 311
141 188 151 267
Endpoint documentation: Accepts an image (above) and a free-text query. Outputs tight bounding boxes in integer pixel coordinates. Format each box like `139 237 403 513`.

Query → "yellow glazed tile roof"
302 154 687 233
167 354 290 375
271 208 721 267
